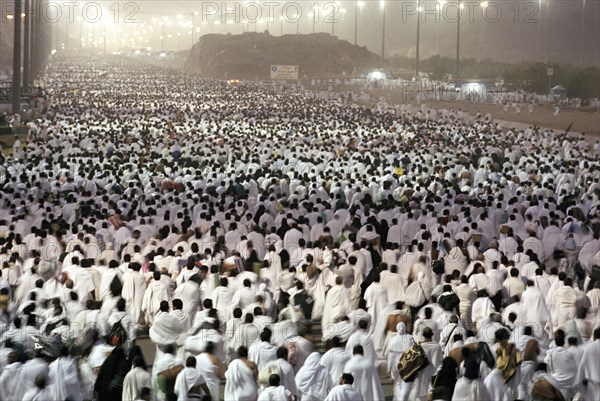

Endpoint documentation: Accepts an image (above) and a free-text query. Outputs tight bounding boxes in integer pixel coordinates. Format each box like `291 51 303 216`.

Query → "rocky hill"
184 32 382 80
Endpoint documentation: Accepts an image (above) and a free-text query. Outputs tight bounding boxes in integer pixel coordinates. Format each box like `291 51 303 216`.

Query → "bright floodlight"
160 52 167 57
357 1 365 8
368 71 386 80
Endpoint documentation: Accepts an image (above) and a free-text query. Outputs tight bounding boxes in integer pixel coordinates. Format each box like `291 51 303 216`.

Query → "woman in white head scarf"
384 322 414 401
294 352 332 401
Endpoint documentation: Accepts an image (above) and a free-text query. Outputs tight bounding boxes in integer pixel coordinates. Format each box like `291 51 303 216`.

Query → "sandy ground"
364 88 600 136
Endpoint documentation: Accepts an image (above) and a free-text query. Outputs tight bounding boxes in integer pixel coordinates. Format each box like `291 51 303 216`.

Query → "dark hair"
341 373 354 385
238 346 249 358
268 374 281 387
276 346 288 360
186 356 197 368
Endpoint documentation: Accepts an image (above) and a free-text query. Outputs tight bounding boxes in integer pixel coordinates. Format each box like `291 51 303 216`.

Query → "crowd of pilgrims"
0 56 599 401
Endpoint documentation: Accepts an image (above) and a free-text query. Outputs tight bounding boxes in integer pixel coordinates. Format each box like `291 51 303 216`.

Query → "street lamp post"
192 11 198 47
416 0 421 78
355 1 364 45
23 0 31 89
580 0 585 65
544 0 548 63
456 1 463 78
308 12 316 34
380 0 386 60
480 2 488 60
77 16 83 53
12 0 23 114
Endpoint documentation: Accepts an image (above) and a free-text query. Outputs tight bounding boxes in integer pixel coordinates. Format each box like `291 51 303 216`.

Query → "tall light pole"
23 0 31 89
77 16 83 53
480 2 488 60
538 0 542 61
544 0 549 63
416 0 421 78
354 1 364 45
12 0 23 114
456 1 463 78
192 11 198 47
436 1 445 54
580 0 585 65
380 0 386 60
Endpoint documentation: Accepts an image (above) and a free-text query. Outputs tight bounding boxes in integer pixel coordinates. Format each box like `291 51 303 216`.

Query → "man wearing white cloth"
174 356 211 401
321 336 351 386
48 347 83 401
142 271 169 325
257 374 294 401
153 345 184 401
224 346 259 401
122 355 152 401
343 345 385 401
322 276 351 333
150 301 185 362
295 352 332 401
249 328 278 373
575 327 600 401
409 327 443 401
545 331 577 400
346 319 377 364
384 322 414 401
519 280 551 338
324 373 364 401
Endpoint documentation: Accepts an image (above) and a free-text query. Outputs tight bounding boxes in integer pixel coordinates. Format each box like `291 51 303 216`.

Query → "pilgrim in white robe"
19 357 50 395
195 352 221 400
152 352 184 401
141 279 169 324
364 280 388 340
324 383 364 401
321 345 351 386
519 285 551 337
346 328 377 365
224 359 259 401
122 366 152 401
408 341 443 400
248 341 277 373
483 368 510 401
575 338 600 401
257 385 293 401
149 312 185 361
261 358 298 398
295 352 332 401
343 354 385 401
174 366 208 401
545 346 577 398
48 356 82 401
322 282 351 332
0 360 24 401
173 279 202 318
384 322 414 401
452 376 491 401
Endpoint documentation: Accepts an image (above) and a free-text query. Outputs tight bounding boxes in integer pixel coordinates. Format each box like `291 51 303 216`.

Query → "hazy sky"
1 0 599 66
